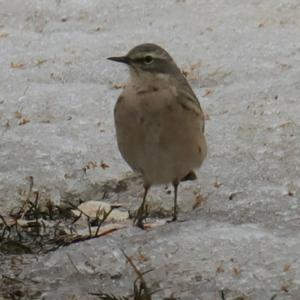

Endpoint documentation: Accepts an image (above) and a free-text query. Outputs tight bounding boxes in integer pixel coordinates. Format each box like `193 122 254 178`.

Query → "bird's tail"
181 170 197 182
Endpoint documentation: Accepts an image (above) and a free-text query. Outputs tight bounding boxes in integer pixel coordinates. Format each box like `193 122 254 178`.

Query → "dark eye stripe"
131 57 146 63
131 56 157 63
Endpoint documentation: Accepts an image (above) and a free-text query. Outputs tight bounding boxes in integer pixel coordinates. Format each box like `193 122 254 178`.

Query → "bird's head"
108 43 181 76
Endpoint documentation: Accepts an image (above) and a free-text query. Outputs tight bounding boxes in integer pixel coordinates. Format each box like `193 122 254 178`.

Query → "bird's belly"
115 99 206 185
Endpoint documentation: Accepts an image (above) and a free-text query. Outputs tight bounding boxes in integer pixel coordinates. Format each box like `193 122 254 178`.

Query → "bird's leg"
171 180 179 222
134 184 150 229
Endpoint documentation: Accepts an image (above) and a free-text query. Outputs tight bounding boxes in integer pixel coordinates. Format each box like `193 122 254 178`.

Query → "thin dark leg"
172 181 179 221
134 185 149 229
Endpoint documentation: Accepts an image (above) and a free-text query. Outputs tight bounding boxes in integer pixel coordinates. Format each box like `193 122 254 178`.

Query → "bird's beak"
107 55 130 64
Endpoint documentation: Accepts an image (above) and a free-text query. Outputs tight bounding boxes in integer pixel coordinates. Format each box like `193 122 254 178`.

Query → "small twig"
66 201 90 218
14 220 22 241
89 292 129 300
121 249 144 280
33 191 40 235
0 214 9 227
95 207 114 236
40 219 46 234
53 220 62 238
0 214 11 239
20 176 34 218
25 176 34 202
23 86 29 96
66 200 93 236
71 211 82 225
121 249 155 299
67 253 81 274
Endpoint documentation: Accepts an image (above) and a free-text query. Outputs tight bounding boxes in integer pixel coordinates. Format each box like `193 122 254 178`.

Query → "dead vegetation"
0 176 125 255
89 250 163 300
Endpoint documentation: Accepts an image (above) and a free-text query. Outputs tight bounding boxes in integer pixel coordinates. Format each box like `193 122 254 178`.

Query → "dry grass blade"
121 249 157 300
0 214 11 239
89 292 130 300
66 201 93 236
95 207 114 236
89 249 156 300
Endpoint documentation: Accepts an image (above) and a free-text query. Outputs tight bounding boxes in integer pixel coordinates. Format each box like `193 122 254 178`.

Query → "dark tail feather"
181 170 197 182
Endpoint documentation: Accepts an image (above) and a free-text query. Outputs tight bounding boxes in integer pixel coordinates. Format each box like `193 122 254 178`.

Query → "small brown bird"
108 43 207 228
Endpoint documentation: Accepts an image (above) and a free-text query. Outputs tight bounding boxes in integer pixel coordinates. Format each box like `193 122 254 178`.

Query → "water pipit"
108 43 207 228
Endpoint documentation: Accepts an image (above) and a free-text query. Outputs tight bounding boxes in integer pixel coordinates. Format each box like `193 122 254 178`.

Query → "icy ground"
0 0 300 299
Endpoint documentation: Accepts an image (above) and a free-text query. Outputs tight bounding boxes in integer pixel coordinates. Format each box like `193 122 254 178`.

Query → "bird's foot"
166 215 187 223
133 205 149 229
135 218 145 229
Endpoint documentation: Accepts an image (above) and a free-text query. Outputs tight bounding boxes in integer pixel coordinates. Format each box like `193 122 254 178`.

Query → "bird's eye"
144 56 153 64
